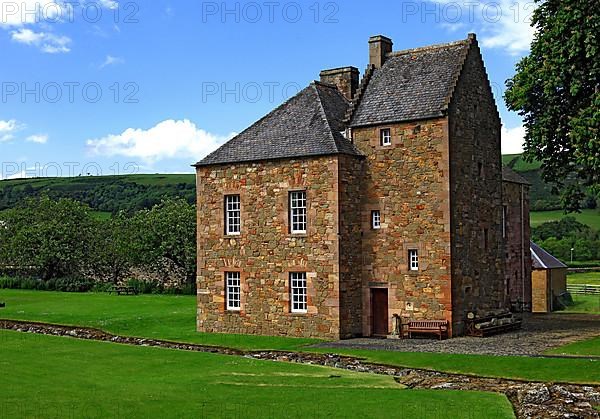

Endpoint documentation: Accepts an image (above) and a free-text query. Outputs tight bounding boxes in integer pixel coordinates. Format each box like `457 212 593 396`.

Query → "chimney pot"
369 35 393 69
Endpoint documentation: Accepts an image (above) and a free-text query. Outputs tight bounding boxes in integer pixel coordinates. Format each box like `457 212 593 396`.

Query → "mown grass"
530 209 600 230
0 290 317 351
0 331 515 419
307 348 600 385
562 294 600 314
567 272 600 286
0 290 598 384
546 336 600 357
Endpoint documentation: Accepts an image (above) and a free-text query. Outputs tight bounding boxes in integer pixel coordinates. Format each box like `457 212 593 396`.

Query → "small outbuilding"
530 241 568 313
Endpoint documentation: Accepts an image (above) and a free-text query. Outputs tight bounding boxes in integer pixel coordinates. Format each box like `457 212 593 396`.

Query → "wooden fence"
567 284 600 295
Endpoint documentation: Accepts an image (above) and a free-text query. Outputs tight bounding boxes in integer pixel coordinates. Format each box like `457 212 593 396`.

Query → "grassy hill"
502 155 599 231
0 156 597 230
530 209 600 230
0 174 196 214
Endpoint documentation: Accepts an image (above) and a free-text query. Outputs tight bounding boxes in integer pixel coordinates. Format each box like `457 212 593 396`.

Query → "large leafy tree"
133 199 197 285
505 0 599 211
0 197 95 279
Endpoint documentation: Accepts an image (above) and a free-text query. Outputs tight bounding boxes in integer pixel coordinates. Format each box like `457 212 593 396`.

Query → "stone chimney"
369 35 393 69
319 66 359 100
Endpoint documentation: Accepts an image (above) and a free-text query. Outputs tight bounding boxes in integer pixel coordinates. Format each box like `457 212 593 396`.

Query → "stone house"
195 34 528 339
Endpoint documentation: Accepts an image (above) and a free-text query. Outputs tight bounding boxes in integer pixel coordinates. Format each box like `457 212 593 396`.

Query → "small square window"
226 272 241 311
290 272 308 313
371 210 381 229
408 249 419 271
380 128 391 146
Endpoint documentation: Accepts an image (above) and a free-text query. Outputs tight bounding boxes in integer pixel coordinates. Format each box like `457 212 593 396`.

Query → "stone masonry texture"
195 35 530 339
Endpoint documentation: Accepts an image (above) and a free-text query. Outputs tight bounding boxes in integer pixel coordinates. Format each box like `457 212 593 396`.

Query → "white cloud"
100 54 124 68
1 1 119 53
26 134 48 144
0 0 59 27
98 0 118 10
86 119 235 163
501 125 525 154
11 28 71 53
0 119 22 142
430 0 537 56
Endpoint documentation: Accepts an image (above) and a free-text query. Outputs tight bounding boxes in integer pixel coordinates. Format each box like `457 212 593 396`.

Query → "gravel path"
314 313 600 356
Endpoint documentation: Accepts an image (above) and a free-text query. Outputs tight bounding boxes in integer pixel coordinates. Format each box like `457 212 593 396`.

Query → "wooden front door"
371 289 389 336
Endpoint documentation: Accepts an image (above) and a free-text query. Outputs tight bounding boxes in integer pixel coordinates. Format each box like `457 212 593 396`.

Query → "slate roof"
195 82 362 167
502 167 531 185
350 39 472 127
530 241 568 270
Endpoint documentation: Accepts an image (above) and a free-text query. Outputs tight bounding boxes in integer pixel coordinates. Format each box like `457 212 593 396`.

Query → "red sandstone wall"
447 40 506 334
351 119 453 336
196 156 344 339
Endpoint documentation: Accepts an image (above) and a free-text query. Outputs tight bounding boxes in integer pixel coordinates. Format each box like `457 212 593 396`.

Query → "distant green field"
0 174 195 189
567 272 600 286
90 211 113 221
530 209 600 230
502 154 542 172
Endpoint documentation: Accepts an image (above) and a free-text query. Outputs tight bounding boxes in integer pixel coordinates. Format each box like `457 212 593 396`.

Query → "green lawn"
530 209 600 230
567 271 600 286
308 348 600 384
1 290 599 384
0 331 515 419
562 294 600 314
546 336 600 357
0 290 317 351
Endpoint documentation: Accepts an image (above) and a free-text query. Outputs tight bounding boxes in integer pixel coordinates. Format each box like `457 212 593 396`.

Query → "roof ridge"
387 38 470 58
312 83 345 153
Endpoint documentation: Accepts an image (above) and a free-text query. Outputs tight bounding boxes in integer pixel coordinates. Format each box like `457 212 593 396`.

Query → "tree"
133 199 197 285
0 197 95 279
90 212 138 284
505 0 600 211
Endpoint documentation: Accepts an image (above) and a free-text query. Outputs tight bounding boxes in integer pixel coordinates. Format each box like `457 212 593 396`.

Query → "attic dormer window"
380 128 391 146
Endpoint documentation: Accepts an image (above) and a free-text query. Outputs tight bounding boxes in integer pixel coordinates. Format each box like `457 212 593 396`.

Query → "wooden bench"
465 312 522 337
403 320 449 340
108 286 138 296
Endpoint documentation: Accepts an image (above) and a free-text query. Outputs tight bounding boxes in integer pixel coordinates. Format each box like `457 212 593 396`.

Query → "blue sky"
0 0 536 179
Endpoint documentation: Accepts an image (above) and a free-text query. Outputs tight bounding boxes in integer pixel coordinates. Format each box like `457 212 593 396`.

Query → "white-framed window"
371 210 381 229
226 272 241 311
380 128 391 146
289 191 307 234
408 249 419 271
225 194 241 235
290 272 308 313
